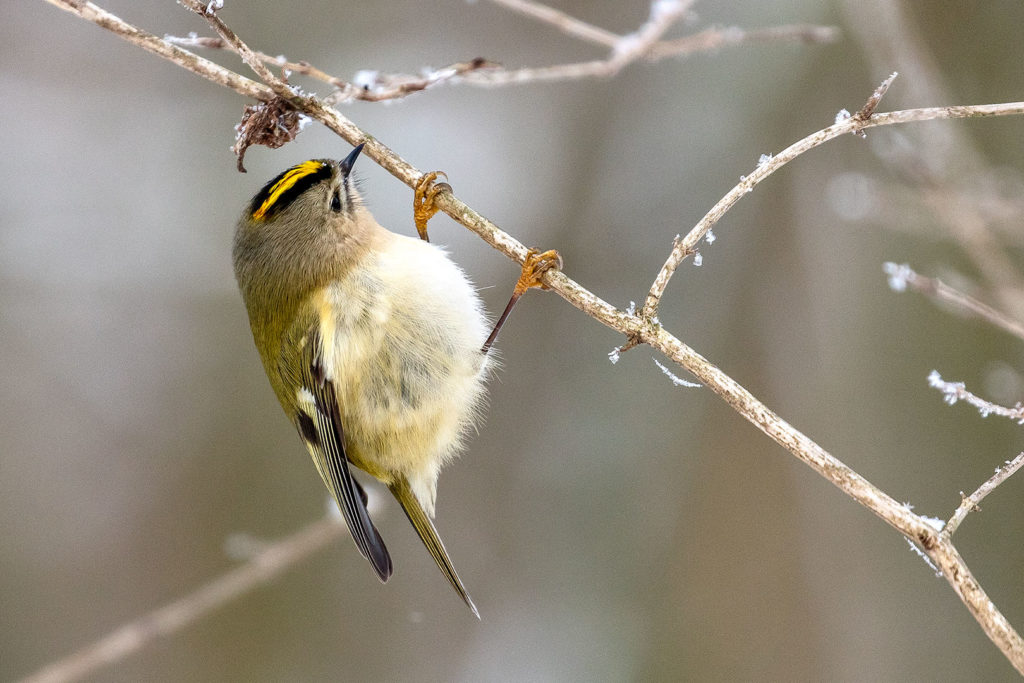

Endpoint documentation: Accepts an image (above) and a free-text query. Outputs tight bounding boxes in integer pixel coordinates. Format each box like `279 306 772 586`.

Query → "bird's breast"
314 237 490 480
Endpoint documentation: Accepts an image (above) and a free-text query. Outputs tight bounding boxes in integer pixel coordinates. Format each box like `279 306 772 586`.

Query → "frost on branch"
653 358 702 388
928 370 1024 423
883 261 913 292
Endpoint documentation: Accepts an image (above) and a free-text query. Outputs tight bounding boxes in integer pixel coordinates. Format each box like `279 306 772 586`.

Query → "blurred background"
4 0 1024 680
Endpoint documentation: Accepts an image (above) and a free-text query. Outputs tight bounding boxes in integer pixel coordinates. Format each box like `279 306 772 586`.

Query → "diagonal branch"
41 0 271 100
883 262 1024 343
465 0 694 84
927 371 1024 423
36 0 1024 675
486 0 621 48
650 23 839 57
641 91 1024 319
21 514 350 683
943 451 1024 538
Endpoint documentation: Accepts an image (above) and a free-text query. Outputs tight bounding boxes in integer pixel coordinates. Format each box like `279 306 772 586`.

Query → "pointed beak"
338 142 365 176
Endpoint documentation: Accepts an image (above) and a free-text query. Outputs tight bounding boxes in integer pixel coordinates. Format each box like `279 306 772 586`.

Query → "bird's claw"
413 171 451 242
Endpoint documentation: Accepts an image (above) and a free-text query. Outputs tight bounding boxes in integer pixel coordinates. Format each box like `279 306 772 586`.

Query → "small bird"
234 143 561 617
234 143 493 616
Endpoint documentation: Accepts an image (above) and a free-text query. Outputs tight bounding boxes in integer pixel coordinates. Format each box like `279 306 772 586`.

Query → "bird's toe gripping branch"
413 171 452 242
482 248 563 354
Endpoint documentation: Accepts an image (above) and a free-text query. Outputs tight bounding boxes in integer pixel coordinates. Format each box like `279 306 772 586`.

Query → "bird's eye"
330 191 342 213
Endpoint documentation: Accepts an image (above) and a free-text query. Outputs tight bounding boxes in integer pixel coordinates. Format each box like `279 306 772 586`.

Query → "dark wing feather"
296 326 393 582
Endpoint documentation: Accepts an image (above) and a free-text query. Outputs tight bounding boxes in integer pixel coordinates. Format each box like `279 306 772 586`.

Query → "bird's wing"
291 323 393 583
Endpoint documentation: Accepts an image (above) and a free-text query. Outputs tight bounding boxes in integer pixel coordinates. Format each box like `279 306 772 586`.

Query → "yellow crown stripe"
252 160 327 220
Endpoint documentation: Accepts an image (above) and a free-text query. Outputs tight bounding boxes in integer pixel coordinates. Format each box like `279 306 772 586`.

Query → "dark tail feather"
389 478 480 619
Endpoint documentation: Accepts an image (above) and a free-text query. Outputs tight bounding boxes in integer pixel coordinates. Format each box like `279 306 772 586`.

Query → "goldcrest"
233 144 490 616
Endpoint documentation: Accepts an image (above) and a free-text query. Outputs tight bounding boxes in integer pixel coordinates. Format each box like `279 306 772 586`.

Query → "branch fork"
32 0 1024 677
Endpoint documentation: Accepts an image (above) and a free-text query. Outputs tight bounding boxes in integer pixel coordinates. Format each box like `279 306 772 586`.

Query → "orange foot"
413 171 452 242
481 248 563 354
514 249 563 295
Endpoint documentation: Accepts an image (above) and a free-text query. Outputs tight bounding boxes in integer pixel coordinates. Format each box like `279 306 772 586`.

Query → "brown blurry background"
4 1 1024 680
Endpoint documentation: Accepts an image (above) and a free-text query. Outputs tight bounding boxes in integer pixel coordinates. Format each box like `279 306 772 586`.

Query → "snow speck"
905 538 942 577
652 0 684 19
354 70 379 89
693 252 703 267
882 262 912 292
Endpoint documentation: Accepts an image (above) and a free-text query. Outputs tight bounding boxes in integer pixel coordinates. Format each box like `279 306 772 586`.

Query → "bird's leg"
413 171 451 242
482 249 562 354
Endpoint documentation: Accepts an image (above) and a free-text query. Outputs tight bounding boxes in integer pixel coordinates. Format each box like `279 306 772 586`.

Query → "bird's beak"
339 142 365 176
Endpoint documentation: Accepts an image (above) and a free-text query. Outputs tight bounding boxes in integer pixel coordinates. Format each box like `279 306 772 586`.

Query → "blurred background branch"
11 0 1024 680
22 512 353 683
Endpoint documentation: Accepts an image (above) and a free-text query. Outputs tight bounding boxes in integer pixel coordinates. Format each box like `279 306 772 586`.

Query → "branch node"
851 71 898 136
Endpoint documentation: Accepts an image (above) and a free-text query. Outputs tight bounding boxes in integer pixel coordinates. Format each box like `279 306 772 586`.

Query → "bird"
233 142 560 617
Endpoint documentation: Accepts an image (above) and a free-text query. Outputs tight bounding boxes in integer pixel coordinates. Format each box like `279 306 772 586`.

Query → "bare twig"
883 263 1024 343
927 371 1024 423
488 0 839 60
21 514 350 683
486 0 620 48
168 2 838 97
41 0 272 100
855 71 898 121
648 23 840 59
840 0 1024 320
641 85 1024 319
324 59 499 104
943 452 1024 538
36 0 1024 675
466 0 693 85
164 34 498 104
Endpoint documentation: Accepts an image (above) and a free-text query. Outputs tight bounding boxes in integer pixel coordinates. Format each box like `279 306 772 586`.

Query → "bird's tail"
389 477 479 619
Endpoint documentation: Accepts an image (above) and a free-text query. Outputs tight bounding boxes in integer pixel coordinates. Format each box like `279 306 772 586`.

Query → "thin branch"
36 0 1024 674
168 2 838 97
648 23 840 59
840 0 1024 319
946 452 1024 538
943 452 1024 538
855 70 898 121
488 0 840 60
41 0 272 100
325 60 499 104
164 34 498 104
641 88 1024 318
20 515 350 683
486 0 620 48
927 371 1024 423
465 0 693 85
883 262 1024 343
